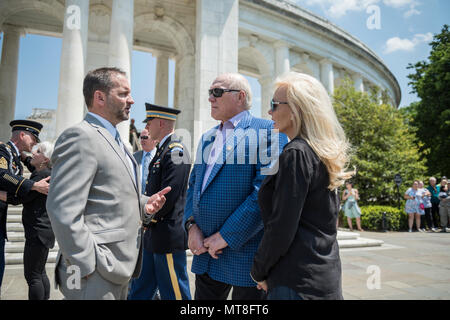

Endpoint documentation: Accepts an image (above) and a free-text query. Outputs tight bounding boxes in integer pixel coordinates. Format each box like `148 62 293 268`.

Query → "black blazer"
19 168 55 248
143 134 191 254
251 137 343 300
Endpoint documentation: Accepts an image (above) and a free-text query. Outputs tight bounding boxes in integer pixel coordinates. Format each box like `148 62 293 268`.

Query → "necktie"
115 131 137 184
115 131 125 154
142 152 151 194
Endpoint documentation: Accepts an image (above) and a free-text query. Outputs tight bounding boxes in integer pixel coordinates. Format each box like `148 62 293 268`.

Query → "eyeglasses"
140 136 149 140
270 99 288 112
208 88 241 98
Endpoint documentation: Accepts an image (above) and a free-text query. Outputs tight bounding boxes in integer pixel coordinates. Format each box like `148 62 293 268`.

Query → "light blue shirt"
88 112 137 184
201 110 248 193
88 112 117 141
141 148 156 192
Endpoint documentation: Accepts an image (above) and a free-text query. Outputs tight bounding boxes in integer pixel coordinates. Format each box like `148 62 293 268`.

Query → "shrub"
340 205 408 231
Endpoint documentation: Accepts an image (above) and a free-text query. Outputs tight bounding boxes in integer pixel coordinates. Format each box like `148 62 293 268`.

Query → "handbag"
419 203 425 210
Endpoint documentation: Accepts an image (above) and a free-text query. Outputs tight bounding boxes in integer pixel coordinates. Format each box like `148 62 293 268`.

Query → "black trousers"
421 207 434 229
194 273 266 300
23 240 50 300
431 203 441 228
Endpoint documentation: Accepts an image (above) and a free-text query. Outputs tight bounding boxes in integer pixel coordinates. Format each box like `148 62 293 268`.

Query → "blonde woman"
251 72 353 300
342 181 363 232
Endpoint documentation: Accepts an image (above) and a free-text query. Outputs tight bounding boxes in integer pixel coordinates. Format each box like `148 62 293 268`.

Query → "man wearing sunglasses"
184 73 287 300
133 129 158 194
128 103 192 300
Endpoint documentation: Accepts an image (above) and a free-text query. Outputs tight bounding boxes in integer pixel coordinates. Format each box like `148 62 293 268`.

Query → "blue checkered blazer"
184 111 287 287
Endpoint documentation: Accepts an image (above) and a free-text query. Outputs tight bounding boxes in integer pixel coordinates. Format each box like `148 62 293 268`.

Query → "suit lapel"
134 150 144 165
85 114 138 193
200 113 252 196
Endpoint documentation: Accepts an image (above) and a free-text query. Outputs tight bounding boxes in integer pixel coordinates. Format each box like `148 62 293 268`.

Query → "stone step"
337 231 360 240
6 232 25 242
5 242 59 253
7 214 22 223
7 206 23 215
7 222 24 232
338 237 384 249
5 251 58 265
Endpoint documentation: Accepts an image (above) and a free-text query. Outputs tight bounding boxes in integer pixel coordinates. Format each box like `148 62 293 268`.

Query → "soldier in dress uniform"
128 104 192 300
0 120 50 295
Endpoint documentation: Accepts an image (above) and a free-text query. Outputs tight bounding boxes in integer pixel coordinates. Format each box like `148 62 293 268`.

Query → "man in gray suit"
46 67 170 300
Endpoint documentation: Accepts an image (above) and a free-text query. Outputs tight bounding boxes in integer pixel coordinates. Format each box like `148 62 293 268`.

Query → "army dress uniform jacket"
0 142 35 239
144 134 191 254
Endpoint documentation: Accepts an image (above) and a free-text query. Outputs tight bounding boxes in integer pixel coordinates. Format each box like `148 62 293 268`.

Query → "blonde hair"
275 72 353 190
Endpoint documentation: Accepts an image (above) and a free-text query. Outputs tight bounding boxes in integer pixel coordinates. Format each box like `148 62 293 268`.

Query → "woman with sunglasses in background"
251 72 353 300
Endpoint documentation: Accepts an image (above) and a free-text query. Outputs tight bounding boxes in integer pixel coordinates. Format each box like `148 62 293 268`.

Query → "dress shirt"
88 112 137 184
201 110 248 193
141 149 156 193
158 133 172 150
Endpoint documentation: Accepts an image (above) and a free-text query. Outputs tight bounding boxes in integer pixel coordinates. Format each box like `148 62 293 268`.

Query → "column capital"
273 40 292 49
1 24 26 37
301 53 310 63
153 49 174 59
319 57 333 65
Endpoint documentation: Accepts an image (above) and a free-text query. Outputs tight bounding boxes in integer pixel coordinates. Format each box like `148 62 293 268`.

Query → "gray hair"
218 73 253 110
32 141 54 168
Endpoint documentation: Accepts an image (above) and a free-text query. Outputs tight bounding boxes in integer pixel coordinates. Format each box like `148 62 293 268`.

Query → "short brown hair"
83 67 126 108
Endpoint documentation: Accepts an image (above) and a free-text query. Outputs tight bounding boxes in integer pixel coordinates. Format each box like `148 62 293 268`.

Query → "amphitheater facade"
0 0 401 150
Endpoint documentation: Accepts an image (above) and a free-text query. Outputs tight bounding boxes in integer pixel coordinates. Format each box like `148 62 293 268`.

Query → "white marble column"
108 0 134 149
0 25 23 142
194 0 239 149
274 41 290 77
320 59 334 95
259 75 273 120
154 52 170 106
55 0 90 137
175 54 195 155
352 73 364 92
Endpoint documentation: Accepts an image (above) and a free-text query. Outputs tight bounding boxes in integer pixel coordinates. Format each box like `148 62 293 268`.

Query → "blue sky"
1 0 448 131
294 0 449 106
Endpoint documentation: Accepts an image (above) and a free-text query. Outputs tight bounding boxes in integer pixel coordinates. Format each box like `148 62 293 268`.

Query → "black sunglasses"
270 99 288 112
208 88 241 98
140 136 149 140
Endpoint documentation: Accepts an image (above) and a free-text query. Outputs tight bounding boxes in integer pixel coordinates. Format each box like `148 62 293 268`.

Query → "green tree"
407 24 450 177
333 79 427 206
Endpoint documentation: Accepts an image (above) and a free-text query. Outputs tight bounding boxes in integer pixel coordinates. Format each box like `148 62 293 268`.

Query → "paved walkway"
1 230 449 300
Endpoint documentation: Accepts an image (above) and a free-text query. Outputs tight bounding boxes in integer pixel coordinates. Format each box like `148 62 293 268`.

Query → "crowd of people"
0 66 444 301
404 177 450 233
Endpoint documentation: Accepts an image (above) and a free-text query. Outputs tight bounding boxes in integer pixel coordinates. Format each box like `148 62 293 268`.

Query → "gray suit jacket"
46 114 149 287
133 150 144 165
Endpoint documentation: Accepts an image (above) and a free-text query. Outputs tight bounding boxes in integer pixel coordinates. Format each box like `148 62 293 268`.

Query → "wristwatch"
185 217 196 232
